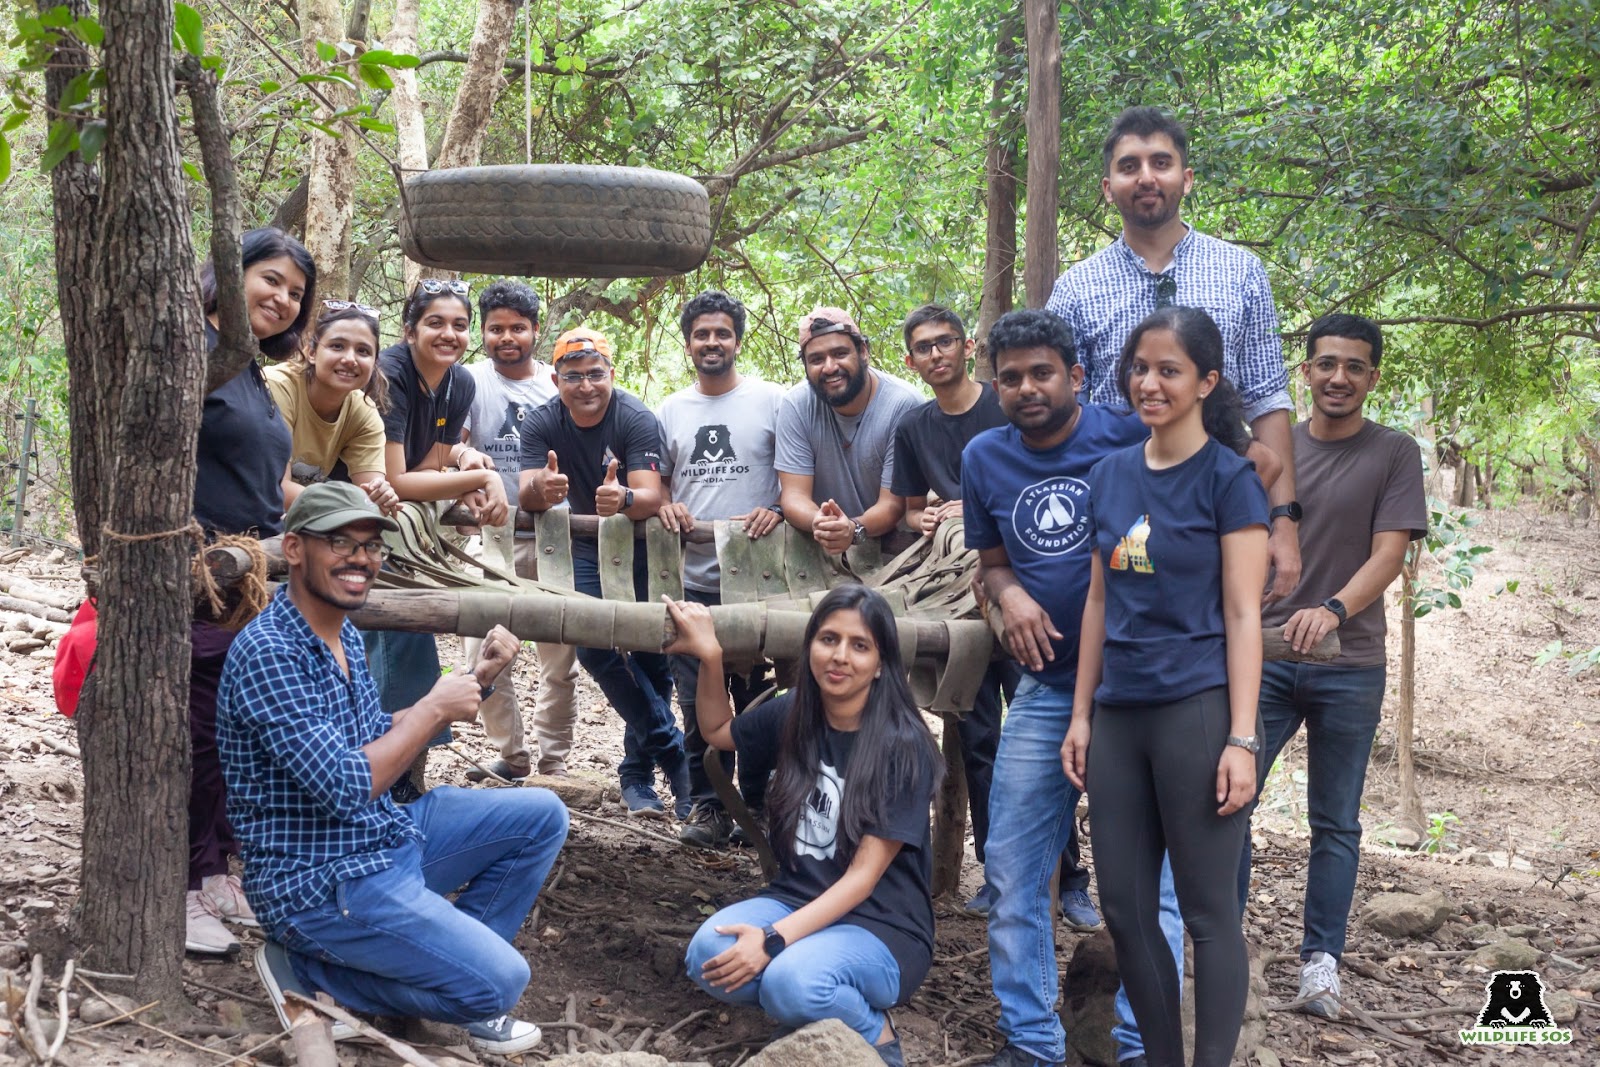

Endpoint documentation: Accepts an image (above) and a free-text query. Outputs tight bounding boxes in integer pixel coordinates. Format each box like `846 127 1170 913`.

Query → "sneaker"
1298 951 1341 1019
465 758 531 784
185 891 240 956
389 774 425 805
875 1035 905 1066
1060 888 1104 931
977 1044 1063 1067
200 873 259 928
963 883 998 917
621 782 667 819
254 942 355 1040
661 750 693 820
730 806 767 847
465 1014 542 1055
679 804 734 850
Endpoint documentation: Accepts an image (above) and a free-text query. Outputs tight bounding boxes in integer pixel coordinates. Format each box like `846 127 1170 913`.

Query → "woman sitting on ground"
265 301 399 514
664 584 940 1067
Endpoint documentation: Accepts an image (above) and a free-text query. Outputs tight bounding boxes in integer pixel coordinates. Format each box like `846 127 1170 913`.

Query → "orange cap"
551 327 615 364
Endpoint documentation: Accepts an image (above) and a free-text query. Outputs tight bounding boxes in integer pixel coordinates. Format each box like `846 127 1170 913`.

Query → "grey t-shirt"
465 361 558 533
1262 419 1427 667
659 377 787 593
774 370 924 517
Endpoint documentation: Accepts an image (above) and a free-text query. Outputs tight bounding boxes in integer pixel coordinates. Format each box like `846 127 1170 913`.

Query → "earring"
875 670 881 679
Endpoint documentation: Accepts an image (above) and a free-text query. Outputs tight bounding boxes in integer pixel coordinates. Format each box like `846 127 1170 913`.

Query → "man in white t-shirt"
657 291 785 849
461 280 580 780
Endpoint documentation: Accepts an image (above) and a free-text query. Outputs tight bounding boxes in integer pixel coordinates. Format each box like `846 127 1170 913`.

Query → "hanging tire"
397 164 712 278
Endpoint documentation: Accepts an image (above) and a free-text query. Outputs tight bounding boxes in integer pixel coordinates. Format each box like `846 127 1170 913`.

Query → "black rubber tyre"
398 164 712 278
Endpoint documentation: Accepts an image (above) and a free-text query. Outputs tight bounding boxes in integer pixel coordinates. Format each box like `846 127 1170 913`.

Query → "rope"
98 522 269 630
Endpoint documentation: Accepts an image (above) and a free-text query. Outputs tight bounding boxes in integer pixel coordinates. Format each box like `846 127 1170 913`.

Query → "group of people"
177 104 1426 1067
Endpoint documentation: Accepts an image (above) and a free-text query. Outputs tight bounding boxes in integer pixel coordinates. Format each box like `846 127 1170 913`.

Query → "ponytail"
1202 377 1251 455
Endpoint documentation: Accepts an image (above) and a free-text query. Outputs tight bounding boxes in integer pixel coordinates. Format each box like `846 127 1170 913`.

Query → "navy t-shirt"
377 343 476 472
1088 437 1269 706
195 327 292 537
962 404 1148 687
730 697 935 1003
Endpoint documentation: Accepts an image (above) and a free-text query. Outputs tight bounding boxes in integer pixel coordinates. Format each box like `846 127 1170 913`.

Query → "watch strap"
1226 734 1260 754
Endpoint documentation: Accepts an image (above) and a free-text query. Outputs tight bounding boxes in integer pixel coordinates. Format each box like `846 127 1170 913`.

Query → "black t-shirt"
890 386 1006 502
730 697 936 1002
194 326 292 537
377 343 476 472
518 389 663 559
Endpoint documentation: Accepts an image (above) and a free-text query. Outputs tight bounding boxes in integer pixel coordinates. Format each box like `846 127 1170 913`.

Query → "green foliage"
1410 499 1492 617
1424 810 1460 854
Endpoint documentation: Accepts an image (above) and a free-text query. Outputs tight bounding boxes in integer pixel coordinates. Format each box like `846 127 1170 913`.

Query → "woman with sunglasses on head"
266 301 400 515
665 585 942 1067
1062 305 1270 1067
186 227 317 957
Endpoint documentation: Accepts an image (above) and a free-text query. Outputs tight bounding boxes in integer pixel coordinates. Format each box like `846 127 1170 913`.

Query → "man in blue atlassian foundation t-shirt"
961 310 1153 1067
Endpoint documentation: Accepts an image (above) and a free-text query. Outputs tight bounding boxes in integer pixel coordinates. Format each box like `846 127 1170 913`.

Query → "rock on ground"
744 1019 882 1067
1465 937 1541 970
543 1053 708 1067
1358 890 1453 938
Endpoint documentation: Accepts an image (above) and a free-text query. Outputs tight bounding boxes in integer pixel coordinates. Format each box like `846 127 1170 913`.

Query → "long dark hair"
1116 306 1251 455
767 585 943 869
301 306 389 414
200 227 318 360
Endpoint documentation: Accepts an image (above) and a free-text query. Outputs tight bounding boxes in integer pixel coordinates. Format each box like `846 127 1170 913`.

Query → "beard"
813 361 869 409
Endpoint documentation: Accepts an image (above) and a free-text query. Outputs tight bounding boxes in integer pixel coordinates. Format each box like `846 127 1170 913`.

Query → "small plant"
1424 810 1460 854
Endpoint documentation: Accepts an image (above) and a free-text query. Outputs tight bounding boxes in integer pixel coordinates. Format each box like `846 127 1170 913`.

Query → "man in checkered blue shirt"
217 481 567 1056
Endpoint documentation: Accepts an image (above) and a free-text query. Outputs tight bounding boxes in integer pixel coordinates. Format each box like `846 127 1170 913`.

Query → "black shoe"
389 774 425 805
1118 1058 1148 1067
678 805 734 850
730 806 767 847
977 1045 1064 1067
465 758 530 784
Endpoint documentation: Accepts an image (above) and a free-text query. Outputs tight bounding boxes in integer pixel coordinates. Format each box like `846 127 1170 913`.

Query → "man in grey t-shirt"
657 291 785 849
460 280 580 781
775 306 921 554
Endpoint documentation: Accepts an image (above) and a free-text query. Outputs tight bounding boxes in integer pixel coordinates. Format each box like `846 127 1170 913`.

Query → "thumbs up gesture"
539 449 569 506
594 457 628 516
811 498 854 555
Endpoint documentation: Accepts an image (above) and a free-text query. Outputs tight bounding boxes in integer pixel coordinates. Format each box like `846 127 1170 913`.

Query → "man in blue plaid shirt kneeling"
217 481 567 1056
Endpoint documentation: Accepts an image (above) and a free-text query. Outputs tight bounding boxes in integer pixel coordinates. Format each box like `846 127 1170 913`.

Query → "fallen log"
0 595 69 624
0 573 78 612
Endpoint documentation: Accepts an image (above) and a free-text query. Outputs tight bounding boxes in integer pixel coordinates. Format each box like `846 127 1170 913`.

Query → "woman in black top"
188 227 317 955
666 585 941 1067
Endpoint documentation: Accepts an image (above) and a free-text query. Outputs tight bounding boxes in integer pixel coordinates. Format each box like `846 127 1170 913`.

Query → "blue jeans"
572 551 685 787
364 629 451 747
685 897 900 1045
1239 660 1385 960
986 676 1182 1063
271 785 568 1023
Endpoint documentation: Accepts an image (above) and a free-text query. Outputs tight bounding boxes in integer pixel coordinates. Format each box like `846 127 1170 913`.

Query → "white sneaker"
255 942 355 1040
201 873 260 928
185 891 241 956
1298 951 1341 1019
465 1014 542 1055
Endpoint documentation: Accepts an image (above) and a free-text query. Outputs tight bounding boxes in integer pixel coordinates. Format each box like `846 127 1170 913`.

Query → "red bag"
51 598 96 718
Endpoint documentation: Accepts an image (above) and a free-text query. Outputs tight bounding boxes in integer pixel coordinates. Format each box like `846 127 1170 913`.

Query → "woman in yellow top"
265 301 400 514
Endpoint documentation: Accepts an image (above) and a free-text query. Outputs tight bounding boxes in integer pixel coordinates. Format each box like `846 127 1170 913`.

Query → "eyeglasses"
323 299 380 317
418 279 470 296
910 334 963 358
557 368 612 384
300 531 392 561
1153 274 1177 309
1308 356 1373 378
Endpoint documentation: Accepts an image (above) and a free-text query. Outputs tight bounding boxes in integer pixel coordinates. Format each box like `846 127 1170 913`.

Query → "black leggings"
1087 686 1254 1067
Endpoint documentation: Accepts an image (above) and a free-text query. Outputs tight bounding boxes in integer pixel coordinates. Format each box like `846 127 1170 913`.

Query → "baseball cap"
551 327 615 365
284 481 400 535
797 306 865 350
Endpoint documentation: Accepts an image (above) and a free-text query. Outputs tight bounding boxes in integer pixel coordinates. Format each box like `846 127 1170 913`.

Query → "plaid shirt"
1045 227 1291 423
217 588 421 929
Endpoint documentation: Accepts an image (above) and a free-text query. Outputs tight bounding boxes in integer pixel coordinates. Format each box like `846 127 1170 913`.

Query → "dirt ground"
1 499 1598 1065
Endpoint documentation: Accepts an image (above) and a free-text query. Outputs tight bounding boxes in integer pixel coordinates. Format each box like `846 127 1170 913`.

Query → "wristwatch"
1322 597 1348 624
622 487 635 510
851 521 868 546
1227 734 1261 754
1269 502 1303 523
478 684 496 702
761 924 787 959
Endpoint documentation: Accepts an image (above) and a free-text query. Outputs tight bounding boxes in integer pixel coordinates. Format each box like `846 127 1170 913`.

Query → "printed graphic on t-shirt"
1110 514 1153 573
494 401 530 442
680 423 753 486
1010 476 1092 557
795 761 844 861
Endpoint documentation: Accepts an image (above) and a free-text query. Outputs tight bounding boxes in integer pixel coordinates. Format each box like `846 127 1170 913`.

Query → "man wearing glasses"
517 327 692 820
219 481 565 1058
1045 106 1301 605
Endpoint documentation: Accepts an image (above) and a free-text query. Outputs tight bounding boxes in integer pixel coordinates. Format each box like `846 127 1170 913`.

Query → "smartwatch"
622 487 635 511
1227 734 1261 754
1322 597 1348 624
761 924 787 959
851 521 868 546
1269 501 1303 523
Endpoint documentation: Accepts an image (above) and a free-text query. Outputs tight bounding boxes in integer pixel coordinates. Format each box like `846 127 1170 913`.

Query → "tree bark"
975 16 1021 381
1022 0 1060 307
433 0 519 170
1396 546 1424 836
74 0 207 1004
382 0 443 292
931 715 968 898
300 0 363 298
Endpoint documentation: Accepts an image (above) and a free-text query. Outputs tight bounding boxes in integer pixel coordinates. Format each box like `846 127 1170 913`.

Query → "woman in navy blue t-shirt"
1062 306 1269 1067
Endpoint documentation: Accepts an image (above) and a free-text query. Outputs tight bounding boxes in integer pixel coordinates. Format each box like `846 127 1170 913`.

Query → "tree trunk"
74 0 207 1005
1022 0 1060 308
381 0 430 293
300 0 363 298
432 0 520 171
975 16 1021 380
931 715 968 898
1395 546 1424 837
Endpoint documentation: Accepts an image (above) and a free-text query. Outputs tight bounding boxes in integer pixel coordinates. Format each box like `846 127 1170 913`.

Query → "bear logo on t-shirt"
693 424 736 463
494 401 530 442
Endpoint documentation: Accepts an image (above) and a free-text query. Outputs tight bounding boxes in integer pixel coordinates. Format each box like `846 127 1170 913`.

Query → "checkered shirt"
1045 227 1291 422
216 587 421 929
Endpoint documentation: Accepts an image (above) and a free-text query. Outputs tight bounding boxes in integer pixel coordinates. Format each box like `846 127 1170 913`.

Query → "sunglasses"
418 279 470 296
1154 274 1177 309
323 299 380 317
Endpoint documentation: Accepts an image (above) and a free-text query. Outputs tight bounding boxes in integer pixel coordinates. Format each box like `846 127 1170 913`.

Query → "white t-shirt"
658 376 786 593
465 360 558 530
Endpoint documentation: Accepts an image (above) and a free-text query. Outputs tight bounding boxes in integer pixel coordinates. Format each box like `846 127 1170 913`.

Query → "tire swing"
398 164 713 277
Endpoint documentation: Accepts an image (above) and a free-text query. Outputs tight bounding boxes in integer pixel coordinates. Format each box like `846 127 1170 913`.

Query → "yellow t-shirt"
264 362 387 479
